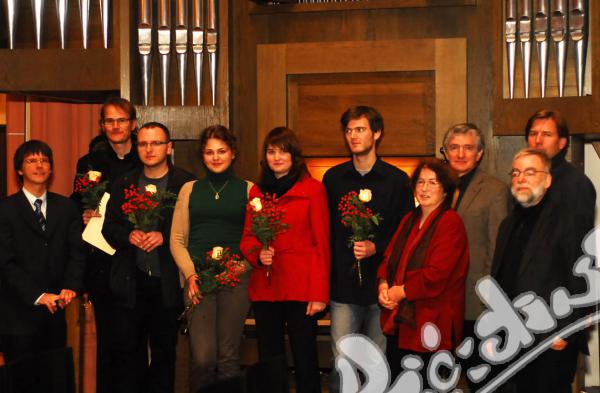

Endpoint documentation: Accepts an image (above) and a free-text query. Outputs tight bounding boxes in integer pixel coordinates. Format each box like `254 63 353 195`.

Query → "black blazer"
102 166 196 309
491 197 589 344
0 191 85 335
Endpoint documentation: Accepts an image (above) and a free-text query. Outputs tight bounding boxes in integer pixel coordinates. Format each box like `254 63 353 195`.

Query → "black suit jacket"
102 166 196 309
491 197 589 345
0 191 85 335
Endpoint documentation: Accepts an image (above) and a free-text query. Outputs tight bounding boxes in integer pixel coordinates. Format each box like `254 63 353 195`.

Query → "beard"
511 183 546 208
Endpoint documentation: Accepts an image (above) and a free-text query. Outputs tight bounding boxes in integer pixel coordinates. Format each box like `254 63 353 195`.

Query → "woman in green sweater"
170 125 252 391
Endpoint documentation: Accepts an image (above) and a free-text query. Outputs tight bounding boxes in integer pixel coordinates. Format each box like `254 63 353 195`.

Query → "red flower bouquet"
120 184 177 232
338 189 382 286
74 170 108 211
248 194 288 283
178 246 248 334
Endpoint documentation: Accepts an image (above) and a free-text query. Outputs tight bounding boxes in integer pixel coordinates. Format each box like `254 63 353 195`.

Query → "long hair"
259 127 308 185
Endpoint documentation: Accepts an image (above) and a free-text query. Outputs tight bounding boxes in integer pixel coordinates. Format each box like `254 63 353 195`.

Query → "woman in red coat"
377 158 469 386
240 127 330 393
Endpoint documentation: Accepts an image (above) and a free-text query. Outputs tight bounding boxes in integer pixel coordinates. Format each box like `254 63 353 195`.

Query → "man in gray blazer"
442 123 510 391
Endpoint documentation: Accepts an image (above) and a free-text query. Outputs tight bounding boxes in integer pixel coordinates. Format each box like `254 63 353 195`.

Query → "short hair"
410 158 458 207
524 109 570 150
14 140 53 181
340 106 384 146
199 125 238 157
259 126 308 185
138 122 171 141
100 97 137 122
512 148 551 172
443 122 485 152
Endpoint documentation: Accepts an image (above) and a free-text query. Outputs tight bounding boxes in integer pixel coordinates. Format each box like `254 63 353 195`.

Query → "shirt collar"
22 187 47 207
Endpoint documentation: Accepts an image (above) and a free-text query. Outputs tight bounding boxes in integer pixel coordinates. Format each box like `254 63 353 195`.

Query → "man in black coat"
0 140 84 362
71 97 141 393
102 122 196 393
492 148 589 393
525 108 596 234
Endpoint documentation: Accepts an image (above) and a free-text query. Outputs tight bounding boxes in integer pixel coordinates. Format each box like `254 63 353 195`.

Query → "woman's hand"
306 301 326 316
388 285 406 303
378 281 398 310
187 275 203 305
259 246 275 266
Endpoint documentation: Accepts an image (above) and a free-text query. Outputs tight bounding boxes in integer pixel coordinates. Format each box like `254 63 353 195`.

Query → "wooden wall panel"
288 71 435 156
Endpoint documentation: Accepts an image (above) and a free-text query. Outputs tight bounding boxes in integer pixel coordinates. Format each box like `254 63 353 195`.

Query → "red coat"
377 208 469 352
240 175 330 303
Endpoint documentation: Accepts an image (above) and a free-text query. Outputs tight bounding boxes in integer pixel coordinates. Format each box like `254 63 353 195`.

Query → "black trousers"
252 301 321 393
385 335 434 390
0 309 66 363
110 270 179 393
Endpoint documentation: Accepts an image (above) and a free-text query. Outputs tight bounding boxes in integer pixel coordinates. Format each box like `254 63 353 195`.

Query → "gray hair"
443 123 485 152
512 148 551 172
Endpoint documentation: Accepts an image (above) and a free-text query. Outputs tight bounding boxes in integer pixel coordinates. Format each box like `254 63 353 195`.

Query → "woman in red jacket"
377 159 469 386
240 127 330 393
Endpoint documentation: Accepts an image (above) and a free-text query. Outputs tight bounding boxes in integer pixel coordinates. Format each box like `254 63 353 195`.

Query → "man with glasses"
102 122 195 393
323 106 414 393
491 148 589 392
71 97 141 393
441 123 509 391
0 140 84 362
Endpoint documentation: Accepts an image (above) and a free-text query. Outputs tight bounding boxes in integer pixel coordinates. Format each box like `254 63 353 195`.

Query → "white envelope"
82 192 116 255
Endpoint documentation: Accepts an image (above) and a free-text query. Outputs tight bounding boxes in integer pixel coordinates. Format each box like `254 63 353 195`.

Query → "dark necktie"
34 199 46 231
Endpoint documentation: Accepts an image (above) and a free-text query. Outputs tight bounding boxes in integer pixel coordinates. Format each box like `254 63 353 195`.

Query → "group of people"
0 97 596 393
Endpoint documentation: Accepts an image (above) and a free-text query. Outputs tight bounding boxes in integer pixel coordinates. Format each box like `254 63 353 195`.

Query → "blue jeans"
328 300 386 393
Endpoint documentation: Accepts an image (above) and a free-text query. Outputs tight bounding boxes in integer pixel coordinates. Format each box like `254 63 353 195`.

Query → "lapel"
44 193 59 236
457 169 485 214
16 190 46 237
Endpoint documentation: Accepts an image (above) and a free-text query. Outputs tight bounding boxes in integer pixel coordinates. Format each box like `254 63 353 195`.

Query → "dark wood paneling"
288 71 435 156
250 0 477 14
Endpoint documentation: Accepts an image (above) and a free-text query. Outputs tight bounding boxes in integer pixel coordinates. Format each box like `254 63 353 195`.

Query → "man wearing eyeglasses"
490 148 589 392
323 106 414 393
441 123 509 392
0 140 84 363
71 97 141 393
102 122 195 393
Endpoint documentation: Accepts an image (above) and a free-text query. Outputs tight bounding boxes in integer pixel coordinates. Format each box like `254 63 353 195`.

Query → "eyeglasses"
415 179 440 188
102 118 131 126
344 126 368 135
24 157 51 165
509 168 548 178
445 144 477 154
137 141 170 149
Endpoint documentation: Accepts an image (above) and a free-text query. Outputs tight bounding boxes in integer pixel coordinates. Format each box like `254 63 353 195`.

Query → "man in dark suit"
71 97 140 393
102 122 195 393
441 123 509 391
492 148 588 393
0 140 84 362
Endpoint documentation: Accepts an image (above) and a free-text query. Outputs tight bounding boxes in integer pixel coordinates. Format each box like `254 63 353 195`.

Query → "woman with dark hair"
170 125 252 391
377 159 469 385
240 127 330 393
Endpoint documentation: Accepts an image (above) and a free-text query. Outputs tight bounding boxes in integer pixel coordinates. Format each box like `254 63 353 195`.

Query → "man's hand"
187 275 203 305
259 247 275 266
353 240 376 260
306 301 326 316
551 337 568 351
82 209 101 225
58 289 77 307
38 293 60 314
129 229 146 249
140 231 164 252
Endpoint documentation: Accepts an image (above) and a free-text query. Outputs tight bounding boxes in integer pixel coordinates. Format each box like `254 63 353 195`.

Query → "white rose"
145 184 157 194
358 189 372 203
249 197 263 212
211 246 224 260
87 170 102 182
